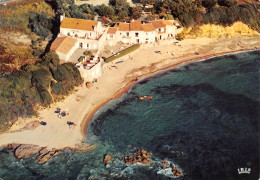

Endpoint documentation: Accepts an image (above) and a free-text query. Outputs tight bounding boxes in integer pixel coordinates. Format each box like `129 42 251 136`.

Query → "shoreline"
80 47 259 138
0 36 259 150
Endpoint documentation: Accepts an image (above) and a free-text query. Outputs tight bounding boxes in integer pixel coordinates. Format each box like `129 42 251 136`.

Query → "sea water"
0 50 259 180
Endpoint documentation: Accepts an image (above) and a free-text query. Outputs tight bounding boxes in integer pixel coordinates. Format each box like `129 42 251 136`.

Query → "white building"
50 36 78 61
50 16 180 82
107 19 177 46
51 16 106 61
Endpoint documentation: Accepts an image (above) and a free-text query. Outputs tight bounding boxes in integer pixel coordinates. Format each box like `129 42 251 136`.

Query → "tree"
118 10 128 20
218 0 237 7
202 0 217 10
99 5 115 18
110 0 127 10
43 51 60 67
140 0 158 5
130 7 142 19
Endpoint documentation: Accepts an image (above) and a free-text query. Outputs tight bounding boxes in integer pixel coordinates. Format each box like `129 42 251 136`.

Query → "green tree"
130 7 142 19
43 51 60 67
99 5 115 18
110 0 128 10
140 0 158 5
218 0 237 7
202 0 217 10
118 10 128 20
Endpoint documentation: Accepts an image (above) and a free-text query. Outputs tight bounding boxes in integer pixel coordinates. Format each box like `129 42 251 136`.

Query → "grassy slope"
0 0 54 72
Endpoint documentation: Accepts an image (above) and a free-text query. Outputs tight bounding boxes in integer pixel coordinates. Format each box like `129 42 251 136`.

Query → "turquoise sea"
0 50 259 180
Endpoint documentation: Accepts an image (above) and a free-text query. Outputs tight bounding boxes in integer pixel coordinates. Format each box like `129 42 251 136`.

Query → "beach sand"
0 36 259 150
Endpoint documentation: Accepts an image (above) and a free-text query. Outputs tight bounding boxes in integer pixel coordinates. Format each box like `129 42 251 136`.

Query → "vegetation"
78 56 85 62
176 32 184 41
83 51 93 56
0 0 53 33
51 0 260 31
105 44 140 63
0 51 83 132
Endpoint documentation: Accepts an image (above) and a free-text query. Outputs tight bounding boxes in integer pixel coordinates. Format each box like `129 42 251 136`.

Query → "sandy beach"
0 36 259 150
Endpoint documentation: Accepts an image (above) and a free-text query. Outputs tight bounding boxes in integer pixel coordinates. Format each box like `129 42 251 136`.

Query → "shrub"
78 56 85 62
176 32 185 41
83 51 93 56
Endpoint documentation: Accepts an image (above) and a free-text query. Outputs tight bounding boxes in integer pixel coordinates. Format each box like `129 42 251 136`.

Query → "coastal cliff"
184 22 260 38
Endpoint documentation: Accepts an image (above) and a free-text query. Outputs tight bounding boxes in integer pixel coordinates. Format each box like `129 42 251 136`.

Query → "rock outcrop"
14 144 42 159
70 143 96 152
104 154 112 165
86 82 93 89
22 120 40 130
124 149 152 165
7 143 20 150
7 142 96 163
159 159 183 177
36 148 62 164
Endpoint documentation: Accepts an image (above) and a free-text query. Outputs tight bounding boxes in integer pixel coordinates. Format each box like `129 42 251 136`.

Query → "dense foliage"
50 0 260 31
0 51 83 132
146 0 259 31
0 0 53 33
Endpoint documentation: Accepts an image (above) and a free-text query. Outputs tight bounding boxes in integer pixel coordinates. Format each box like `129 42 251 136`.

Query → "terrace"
76 55 101 70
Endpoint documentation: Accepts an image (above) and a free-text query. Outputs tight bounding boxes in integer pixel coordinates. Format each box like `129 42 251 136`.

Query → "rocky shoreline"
7 143 95 163
102 149 183 178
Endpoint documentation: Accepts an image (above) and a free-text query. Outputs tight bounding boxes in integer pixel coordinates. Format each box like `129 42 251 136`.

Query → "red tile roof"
130 20 143 31
118 23 130 31
60 17 98 31
142 24 155 32
50 36 77 55
114 19 174 32
151 20 166 29
107 27 117 34
161 19 173 26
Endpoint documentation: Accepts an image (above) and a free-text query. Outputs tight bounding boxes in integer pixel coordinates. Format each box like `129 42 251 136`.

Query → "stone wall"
78 60 103 82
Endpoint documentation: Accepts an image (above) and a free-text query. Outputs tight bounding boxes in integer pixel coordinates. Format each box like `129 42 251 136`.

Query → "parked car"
155 51 161 54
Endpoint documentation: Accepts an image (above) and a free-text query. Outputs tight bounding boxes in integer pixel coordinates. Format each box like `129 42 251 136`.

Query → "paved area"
69 49 86 63
69 49 97 63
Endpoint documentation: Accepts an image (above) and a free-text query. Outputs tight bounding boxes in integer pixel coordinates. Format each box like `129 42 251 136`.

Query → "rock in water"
104 154 112 165
36 149 62 164
15 144 42 159
70 143 96 152
7 143 20 150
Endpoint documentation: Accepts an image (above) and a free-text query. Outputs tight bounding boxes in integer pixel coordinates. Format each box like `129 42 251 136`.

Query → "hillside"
0 0 54 73
0 0 84 132
184 22 260 38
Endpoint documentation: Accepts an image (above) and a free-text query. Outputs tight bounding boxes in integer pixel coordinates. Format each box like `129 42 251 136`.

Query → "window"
110 35 113 38
127 32 129 37
135 33 139 37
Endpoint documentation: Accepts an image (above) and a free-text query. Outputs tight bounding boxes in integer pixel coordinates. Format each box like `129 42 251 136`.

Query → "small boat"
138 95 152 100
